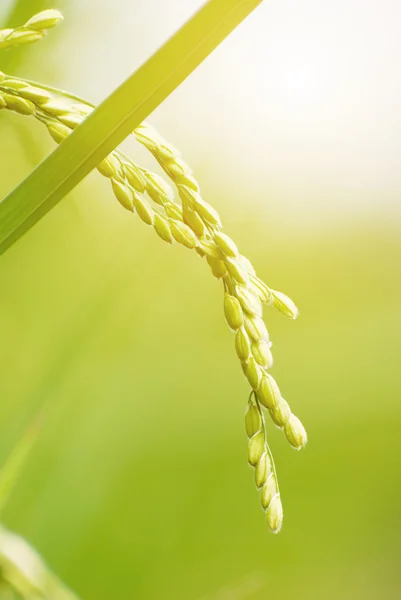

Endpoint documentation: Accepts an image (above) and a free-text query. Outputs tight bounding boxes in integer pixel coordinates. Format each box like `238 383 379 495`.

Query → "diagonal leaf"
0 0 263 254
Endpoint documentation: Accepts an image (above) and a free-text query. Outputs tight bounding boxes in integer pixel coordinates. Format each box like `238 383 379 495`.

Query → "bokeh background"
0 0 400 598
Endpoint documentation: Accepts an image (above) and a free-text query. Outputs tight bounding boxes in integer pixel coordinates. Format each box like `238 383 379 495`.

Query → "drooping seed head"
0 65 308 534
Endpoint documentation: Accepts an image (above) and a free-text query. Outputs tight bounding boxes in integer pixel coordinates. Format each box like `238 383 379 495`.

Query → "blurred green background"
0 0 400 598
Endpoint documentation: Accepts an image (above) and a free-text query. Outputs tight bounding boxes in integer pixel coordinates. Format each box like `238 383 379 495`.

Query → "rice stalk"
0 9 308 532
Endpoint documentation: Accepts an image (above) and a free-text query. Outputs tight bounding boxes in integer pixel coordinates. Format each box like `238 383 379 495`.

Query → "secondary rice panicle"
0 9 308 532
0 9 63 50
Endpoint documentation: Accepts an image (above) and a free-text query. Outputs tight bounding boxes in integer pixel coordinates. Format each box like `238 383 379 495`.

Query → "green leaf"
0 419 40 513
0 0 262 254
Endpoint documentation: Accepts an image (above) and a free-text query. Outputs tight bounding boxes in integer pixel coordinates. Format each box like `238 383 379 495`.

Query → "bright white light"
67 0 401 224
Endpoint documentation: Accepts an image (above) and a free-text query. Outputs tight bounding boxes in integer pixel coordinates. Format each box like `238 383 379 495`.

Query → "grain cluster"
0 9 308 533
